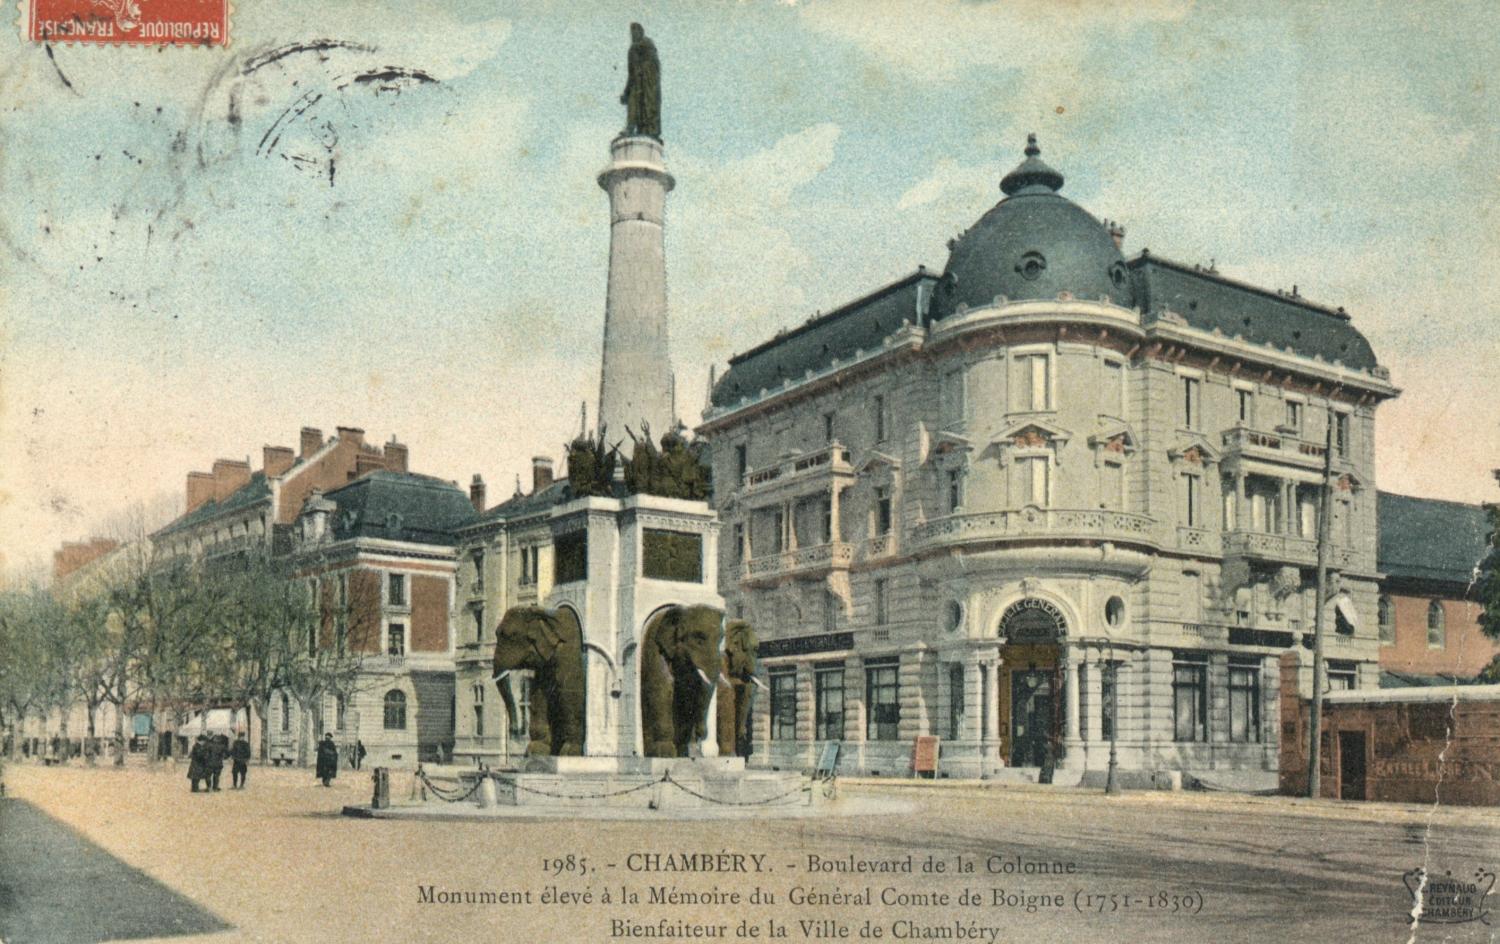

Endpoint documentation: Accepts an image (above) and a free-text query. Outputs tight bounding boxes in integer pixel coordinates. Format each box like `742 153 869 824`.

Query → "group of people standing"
189 731 365 791
187 731 250 792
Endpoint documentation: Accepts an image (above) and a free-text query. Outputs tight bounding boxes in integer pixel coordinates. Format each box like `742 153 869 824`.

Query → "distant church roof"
1377 491 1491 590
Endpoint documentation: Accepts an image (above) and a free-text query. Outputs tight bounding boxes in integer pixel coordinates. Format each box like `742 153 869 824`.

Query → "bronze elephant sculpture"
492 605 586 756
640 604 724 757
716 619 762 758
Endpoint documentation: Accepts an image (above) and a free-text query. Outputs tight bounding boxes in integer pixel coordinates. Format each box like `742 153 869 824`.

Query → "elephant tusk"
696 667 714 689
749 675 769 691
718 672 732 688
493 669 511 682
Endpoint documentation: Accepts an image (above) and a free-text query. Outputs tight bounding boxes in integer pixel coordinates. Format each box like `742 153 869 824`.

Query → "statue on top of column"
620 22 661 139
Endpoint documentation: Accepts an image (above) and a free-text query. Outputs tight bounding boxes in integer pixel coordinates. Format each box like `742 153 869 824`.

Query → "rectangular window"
823 412 836 445
1016 353 1051 411
554 532 588 584
471 550 485 591
1299 494 1318 539
387 623 405 657
948 663 966 740
820 497 833 544
1022 456 1050 506
1183 473 1201 527
336 695 347 731
946 469 964 513
388 572 405 606
873 578 889 627
1334 412 1350 458
1102 461 1124 511
1228 659 1261 743
769 671 797 741
1172 652 1208 742
1237 387 1254 425
472 604 485 644
941 369 965 426
1104 359 1125 416
1285 399 1303 432
732 523 745 563
873 395 887 443
814 666 845 741
1182 376 1200 430
1327 661 1357 691
1100 664 1117 741
875 486 893 535
865 662 900 741
822 592 838 632
735 444 748 485
770 508 786 554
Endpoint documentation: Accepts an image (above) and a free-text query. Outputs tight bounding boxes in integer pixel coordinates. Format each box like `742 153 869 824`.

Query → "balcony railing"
1176 526 1221 555
742 541 853 582
1221 426 1335 469
910 507 1156 552
742 444 854 495
1222 529 1318 565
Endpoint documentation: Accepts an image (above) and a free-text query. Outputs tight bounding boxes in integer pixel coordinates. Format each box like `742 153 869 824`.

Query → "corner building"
698 139 1398 785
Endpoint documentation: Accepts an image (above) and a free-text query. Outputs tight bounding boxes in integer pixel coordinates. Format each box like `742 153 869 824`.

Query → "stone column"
1063 647 1082 768
597 135 675 439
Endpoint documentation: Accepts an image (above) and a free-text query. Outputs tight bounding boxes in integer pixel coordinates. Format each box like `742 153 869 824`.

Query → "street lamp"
1104 647 1121 796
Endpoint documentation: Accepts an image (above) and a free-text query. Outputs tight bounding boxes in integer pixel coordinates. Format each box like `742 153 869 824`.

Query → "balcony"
910 507 1157 553
1221 426 1335 471
1176 526 1221 555
1222 529 1318 566
741 444 854 498
742 541 853 583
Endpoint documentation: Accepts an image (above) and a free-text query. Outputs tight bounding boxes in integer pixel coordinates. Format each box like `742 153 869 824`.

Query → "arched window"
1378 596 1395 645
279 692 290 733
1426 601 1446 649
383 690 407 730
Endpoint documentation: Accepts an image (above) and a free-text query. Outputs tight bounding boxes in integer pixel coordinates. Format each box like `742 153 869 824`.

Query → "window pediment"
1168 432 1220 467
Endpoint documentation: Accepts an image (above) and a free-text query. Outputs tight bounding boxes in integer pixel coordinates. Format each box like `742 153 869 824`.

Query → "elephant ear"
648 607 680 655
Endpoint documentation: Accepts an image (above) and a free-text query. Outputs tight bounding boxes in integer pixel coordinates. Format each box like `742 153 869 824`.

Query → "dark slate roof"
1379 670 1476 688
472 479 571 524
155 472 271 538
325 471 477 546
1377 491 1490 587
710 271 936 408
1130 254 1379 372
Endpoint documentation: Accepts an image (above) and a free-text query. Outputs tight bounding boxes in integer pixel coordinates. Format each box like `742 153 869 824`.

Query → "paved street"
1 761 1497 944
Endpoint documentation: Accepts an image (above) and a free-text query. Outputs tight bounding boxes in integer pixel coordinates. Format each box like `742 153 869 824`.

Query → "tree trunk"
58 708 71 763
112 699 127 766
296 699 312 768
86 700 99 766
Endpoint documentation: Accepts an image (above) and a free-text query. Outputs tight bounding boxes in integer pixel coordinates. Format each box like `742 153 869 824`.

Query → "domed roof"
929 135 1134 318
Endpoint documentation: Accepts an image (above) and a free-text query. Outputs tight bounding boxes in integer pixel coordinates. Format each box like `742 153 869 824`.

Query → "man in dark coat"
315 733 339 787
354 739 367 771
187 734 208 793
207 732 229 791
230 732 251 789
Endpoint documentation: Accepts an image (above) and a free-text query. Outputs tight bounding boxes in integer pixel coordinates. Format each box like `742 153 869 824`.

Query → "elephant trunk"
495 672 520 737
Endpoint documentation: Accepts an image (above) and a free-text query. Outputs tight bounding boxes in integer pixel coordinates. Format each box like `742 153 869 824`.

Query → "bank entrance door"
1010 668 1054 768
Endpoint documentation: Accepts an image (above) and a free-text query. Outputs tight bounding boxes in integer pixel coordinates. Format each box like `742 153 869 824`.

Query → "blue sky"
2 0 1497 576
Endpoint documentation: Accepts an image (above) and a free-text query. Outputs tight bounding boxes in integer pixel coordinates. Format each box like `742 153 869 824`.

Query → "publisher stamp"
24 0 228 46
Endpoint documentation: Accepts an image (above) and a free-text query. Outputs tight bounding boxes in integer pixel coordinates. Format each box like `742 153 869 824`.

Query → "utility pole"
1306 414 1336 798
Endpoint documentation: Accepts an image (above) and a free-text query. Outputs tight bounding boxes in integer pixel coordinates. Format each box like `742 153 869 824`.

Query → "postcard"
2 3 1499 943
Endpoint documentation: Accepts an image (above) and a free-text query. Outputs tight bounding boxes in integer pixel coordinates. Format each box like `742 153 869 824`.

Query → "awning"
1335 595 1358 630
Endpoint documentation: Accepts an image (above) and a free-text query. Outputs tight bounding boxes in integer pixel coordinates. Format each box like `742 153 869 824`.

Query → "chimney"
300 427 324 459
1107 220 1126 250
335 425 365 448
187 471 215 512
470 474 487 513
532 456 554 493
384 437 409 473
354 452 383 479
211 458 252 502
263 445 295 478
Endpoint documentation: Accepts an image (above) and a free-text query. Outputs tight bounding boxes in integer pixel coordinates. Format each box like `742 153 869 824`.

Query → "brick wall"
1382 593 1498 679
410 574 450 652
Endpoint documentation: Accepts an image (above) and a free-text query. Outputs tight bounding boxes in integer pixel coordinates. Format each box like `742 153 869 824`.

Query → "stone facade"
698 142 1398 785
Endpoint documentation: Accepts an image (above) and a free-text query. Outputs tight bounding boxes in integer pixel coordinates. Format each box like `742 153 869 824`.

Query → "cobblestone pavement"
2 761 1497 944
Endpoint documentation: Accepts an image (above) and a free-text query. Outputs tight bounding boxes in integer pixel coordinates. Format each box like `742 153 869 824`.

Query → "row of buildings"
40 135 1498 785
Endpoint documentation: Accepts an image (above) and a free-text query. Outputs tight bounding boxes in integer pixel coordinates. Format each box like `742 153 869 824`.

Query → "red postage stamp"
25 0 229 46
